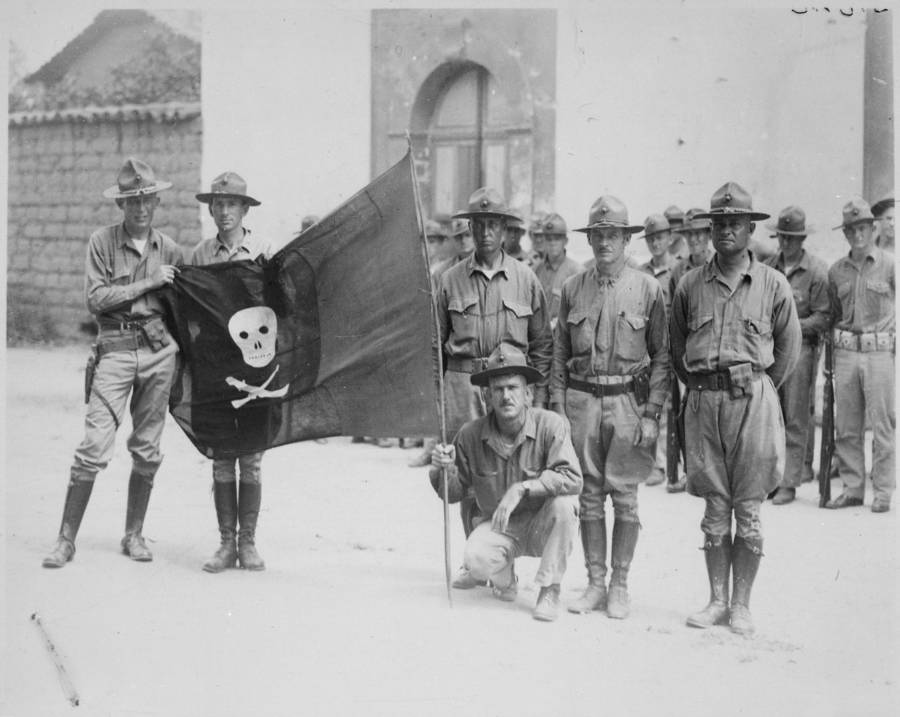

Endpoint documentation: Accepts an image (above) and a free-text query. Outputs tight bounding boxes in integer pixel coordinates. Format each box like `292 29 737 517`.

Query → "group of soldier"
426 182 894 634
38 157 894 641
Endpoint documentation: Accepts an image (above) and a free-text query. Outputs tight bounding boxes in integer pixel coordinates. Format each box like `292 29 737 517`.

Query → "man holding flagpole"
436 187 553 589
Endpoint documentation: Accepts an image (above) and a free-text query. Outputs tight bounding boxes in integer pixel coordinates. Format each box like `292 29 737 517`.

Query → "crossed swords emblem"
225 365 289 408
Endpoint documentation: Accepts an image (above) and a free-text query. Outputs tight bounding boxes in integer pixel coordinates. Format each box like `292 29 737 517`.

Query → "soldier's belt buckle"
859 333 877 352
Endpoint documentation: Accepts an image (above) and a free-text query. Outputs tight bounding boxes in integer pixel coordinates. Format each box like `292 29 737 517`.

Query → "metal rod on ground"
31 612 80 707
405 135 453 605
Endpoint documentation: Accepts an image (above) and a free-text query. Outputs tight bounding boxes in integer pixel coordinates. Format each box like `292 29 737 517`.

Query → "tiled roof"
9 102 201 126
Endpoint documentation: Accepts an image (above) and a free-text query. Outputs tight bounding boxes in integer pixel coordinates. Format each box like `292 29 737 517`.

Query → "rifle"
666 376 684 484
817 334 834 507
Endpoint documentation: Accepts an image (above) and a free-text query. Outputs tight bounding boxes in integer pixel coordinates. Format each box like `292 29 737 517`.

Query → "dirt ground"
2 345 898 717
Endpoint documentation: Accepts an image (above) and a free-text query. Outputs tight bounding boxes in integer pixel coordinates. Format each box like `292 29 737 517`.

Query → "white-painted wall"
201 3 870 265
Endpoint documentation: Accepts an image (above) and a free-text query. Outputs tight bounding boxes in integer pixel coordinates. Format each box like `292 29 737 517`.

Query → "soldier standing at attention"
502 214 530 263
191 172 273 571
552 196 670 620
532 213 583 331
825 198 895 513
670 182 800 636
436 187 553 589
764 206 830 504
43 158 183 568
664 205 687 260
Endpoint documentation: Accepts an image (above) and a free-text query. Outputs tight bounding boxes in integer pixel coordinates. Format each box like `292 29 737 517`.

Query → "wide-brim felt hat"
453 187 519 222
694 182 770 221
470 344 543 387
574 195 643 234
643 213 671 238
871 197 894 218
196 171 261 206
832 197 875 229
673 208 712 233
766 205 813 237
102 157 172 199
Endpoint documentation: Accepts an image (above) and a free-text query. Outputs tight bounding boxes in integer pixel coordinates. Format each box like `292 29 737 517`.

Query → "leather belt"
446 356 490 373
683 369 763 391
97 316 157 331
832 329 894 353
567 377 634 397
96 332 148 356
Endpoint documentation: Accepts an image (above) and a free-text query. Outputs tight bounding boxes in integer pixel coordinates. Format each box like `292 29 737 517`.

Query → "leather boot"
533 584 561 622
686 534 732 628
606 520 640 620
203 481 238 573
42 477 95 568
568 520 608 614
121 471 154 561
238 481 265 570
730 536 762 636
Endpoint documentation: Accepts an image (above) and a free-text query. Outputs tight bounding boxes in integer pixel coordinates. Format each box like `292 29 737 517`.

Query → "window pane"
434 69 478 128
433 145 457 215
483 143 507 198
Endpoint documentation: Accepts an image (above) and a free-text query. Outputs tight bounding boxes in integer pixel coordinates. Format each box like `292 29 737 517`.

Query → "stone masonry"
7 103 202 342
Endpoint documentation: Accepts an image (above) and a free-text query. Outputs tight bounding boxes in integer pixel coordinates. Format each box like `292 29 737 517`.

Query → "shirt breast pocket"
685 314 714 365
739 316 773 365
501 299 534 345
614 312 648 362
448 296 480 342
566 309 593 355
866 279 893 319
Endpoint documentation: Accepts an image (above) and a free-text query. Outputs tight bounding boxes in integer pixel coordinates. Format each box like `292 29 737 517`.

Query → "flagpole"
406 133 453 607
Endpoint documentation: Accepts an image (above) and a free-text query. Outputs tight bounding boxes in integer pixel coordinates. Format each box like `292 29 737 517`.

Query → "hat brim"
470 365 543 387
574 223 644 234
196 192 261 207
832 218 875 230
103 181 173 199
643 228 672 238
693 210 770 221
452 210 520 222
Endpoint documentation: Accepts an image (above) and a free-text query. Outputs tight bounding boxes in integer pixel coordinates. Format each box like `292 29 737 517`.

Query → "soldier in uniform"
436 187 553 588
764 206 830 504
43 158 183 568
552 196 670 620
424 219 451 271
639 214 678 487
429 344 582 621
532 213 583 331
502 214 530 263
528 212 548 266
872 197 894 252
665 205 687 260
825 198 895 513
670 182 800 636
190 172 274 572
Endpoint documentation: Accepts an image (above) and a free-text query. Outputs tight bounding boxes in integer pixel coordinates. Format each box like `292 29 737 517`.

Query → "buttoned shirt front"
437 251 553 399
551 264 670 408
828 246 895 334
534 252 584 326
85 223 184 321
432 407 582 515
669 252 801 388
188 229 273 266
765 249 831 341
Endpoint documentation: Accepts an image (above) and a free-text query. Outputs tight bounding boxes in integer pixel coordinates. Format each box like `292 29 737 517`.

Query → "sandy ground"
2 345 898 717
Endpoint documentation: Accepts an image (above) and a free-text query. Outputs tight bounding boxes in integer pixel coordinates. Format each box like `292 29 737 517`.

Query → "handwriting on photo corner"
791 7 889 15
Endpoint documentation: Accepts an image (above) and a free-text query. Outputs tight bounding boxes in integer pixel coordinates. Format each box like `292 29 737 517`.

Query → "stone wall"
7 103 202 342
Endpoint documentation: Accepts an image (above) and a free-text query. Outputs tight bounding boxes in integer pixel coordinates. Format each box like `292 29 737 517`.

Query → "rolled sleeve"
533 413 583 496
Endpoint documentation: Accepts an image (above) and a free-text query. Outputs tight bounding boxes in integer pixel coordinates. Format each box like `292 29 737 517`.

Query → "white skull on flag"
227 306 277 367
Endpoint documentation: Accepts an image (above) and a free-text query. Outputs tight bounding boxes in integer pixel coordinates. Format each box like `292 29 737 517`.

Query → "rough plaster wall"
7 116 202 340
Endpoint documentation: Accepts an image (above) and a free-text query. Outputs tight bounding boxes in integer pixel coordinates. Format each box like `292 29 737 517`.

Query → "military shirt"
533 252 584 327
668 248 713 305
828 247 895 334
430 407 582 515
551 264 670 408
765 249 830 341
188 229 272 266
437 251 553 402
639 253 678 310
85 223 184 321
669 252 801 388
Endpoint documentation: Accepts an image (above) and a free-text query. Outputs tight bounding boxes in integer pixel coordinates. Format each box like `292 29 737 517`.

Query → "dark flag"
164 152 439 458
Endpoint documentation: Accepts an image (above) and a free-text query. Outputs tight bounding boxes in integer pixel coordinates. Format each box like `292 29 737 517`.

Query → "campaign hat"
196 171 261 206
452 187 519 222
832 197 875 229
102 157 172 199
643 214 671 238
574 196 643 234
470 344 543 387
766 205 813 237
694 182 770 221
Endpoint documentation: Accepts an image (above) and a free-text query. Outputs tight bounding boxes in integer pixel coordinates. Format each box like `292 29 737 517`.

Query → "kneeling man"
430 344 582 622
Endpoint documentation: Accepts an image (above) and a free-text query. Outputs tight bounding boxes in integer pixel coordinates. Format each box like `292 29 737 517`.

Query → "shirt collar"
466 250 511 279
588 261 626 287
481 407 537 454
704 250 763 284
214 228 252 256
542 251 568 271
118 223 160 252
774 248 810 274
844 244 880 264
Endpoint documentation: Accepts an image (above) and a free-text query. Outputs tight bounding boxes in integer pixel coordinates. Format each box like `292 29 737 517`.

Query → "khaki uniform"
765 250 830 487
828 247 895 502
669 255 801 539
431 408 582 586
534 252 584 329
